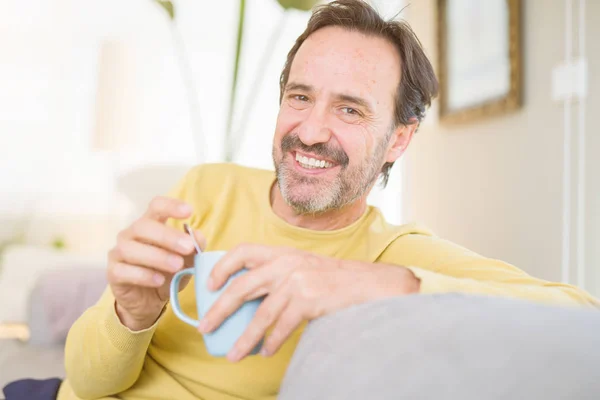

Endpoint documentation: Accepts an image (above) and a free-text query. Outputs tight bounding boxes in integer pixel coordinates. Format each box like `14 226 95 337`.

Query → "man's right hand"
107 196 206 331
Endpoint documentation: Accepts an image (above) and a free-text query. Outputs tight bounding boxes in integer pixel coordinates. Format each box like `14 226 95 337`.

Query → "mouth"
291 151 339 174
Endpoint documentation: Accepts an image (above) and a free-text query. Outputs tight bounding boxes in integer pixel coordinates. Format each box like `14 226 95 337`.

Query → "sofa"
280 294 600 399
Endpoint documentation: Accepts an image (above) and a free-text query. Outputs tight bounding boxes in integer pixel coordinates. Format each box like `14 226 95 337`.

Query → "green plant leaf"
154 0 175 20
51 237 66 250
277 0 318 11
224 0 246 162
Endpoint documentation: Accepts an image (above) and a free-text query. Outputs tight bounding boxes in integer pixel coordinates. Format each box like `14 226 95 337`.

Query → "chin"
284 183 317 201
280 180 339 214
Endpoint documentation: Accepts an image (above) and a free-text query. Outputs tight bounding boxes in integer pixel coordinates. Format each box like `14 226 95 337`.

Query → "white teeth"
295 153 333 169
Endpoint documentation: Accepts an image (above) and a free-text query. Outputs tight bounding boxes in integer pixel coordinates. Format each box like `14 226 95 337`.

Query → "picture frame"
437 0 522 124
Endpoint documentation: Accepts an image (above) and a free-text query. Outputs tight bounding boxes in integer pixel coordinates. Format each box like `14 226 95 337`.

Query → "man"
57 1 598 399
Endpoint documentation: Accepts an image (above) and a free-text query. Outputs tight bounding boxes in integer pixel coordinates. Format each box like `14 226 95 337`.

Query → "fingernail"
168 255 182 271
227 348 240 362
260 347 270 357
178 238 194 253
179 204 192 214
153 274 165 285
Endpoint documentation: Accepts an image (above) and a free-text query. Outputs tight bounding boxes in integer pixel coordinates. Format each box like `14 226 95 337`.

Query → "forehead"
289 26 401 99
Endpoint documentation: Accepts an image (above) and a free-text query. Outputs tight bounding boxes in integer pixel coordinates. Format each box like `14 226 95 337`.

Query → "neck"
270 181 368 231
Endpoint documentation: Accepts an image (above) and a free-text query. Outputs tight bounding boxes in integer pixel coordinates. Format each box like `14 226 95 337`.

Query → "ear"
385 118 418 163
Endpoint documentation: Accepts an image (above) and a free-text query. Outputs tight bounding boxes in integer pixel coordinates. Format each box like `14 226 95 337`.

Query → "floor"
0 339 64 390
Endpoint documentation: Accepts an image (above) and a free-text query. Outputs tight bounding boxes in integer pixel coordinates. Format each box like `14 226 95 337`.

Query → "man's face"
272 26 403 214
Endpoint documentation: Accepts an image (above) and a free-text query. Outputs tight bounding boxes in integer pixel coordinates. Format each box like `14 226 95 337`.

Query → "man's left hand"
197 244 420 362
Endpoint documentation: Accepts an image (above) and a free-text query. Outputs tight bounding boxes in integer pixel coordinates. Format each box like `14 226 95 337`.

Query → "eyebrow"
335 93 373 114
285 82 313 93
285 82 374 114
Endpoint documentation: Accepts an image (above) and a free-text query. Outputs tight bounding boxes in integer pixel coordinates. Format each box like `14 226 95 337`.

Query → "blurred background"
0 0 598 367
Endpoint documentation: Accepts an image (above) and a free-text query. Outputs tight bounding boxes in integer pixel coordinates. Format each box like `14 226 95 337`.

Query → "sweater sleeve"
378 233 600 308
63 166 203 399
63 288 162 399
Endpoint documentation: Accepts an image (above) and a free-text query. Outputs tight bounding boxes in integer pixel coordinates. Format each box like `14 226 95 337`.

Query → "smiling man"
55 1 599 400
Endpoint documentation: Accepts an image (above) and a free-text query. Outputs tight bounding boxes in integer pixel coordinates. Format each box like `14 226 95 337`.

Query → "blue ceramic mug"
170 251 264 357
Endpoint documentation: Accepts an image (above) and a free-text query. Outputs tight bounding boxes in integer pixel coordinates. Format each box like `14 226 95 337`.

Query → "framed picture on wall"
437 0 522 124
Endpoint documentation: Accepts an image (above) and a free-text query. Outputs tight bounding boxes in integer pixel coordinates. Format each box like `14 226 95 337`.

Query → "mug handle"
170 268 200 327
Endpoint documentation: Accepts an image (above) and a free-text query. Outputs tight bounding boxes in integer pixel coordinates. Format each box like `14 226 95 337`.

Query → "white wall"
402 0 599 295
0 0 211 252
0 0 203 215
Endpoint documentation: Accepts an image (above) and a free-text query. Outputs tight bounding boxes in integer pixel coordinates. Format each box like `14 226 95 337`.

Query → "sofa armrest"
280 294 600 400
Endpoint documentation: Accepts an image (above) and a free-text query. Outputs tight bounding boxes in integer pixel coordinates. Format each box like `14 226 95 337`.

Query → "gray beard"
273 132 391 215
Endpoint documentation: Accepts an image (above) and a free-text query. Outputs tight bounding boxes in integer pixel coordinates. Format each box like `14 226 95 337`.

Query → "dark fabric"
3 378 62 400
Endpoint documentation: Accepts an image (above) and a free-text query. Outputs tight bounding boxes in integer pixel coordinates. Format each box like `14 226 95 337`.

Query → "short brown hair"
279 0 438 187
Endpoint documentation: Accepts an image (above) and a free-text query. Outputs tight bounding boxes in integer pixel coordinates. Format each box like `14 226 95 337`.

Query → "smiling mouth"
294 152 336 169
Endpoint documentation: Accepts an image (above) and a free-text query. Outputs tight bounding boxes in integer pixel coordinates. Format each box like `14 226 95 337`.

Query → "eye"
336 105 364 123
341 107 359 115
287 94 311 110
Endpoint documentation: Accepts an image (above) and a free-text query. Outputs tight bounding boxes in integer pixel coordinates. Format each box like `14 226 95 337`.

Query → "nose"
297 105 332 146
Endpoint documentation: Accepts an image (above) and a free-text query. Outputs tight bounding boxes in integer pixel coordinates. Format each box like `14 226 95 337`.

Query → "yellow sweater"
58 163 599 400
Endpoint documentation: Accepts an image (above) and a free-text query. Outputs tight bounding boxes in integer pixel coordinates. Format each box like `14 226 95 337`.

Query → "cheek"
331 124 373 163
275 105 303 139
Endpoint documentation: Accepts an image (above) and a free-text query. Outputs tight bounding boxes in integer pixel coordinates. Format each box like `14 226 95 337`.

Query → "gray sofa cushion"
27 268 107 345
280 294 600 400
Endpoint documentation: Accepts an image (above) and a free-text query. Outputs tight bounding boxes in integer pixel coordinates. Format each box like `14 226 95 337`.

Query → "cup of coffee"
170 251 264 357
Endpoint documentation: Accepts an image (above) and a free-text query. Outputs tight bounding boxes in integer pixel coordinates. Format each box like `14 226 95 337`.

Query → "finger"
115 240 184 273
199 267 272 333
260 301 305 358
226 284 291 362
127 218 196 256
210 244 282 290
144 196 193 223
107 262 166 288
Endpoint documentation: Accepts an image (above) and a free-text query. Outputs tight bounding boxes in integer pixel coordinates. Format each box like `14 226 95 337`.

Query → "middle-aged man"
55 1 599 400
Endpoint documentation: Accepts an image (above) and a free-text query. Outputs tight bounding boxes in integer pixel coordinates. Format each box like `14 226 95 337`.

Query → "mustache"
281 134 349 167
